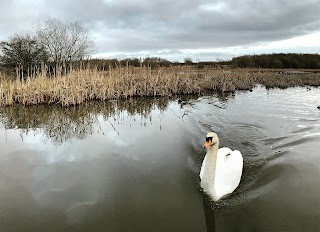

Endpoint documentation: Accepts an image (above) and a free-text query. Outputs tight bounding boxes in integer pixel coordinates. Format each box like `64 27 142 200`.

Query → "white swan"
200 132 243 201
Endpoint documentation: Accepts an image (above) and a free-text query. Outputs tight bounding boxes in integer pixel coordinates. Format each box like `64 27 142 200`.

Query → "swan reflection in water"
203 193 216 232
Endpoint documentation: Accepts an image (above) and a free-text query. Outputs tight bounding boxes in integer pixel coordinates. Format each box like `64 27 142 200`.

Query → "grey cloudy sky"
1 0 320 61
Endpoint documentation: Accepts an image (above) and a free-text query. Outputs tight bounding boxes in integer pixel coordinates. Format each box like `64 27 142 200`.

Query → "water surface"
0 87 319 232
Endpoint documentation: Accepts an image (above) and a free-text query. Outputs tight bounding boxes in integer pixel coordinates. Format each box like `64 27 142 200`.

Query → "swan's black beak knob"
203 141 210 149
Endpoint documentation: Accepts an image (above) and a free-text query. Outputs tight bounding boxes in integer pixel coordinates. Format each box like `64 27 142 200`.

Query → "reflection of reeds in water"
0 97 176 144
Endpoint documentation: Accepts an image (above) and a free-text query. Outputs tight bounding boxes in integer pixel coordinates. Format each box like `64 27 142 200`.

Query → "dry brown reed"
0 67 319 106
202 68 255 91
255 71 320 89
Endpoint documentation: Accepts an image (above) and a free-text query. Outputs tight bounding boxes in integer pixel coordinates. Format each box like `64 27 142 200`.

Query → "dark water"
0 87 319 232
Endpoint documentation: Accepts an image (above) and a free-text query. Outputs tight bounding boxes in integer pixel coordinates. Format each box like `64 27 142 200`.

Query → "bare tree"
35 18 95 73
184 57 193 65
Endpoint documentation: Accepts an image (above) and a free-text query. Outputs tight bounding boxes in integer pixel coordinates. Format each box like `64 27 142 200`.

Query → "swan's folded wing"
215 149 243 198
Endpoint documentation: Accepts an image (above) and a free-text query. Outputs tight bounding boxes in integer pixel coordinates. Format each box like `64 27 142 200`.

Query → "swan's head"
203 132 219 149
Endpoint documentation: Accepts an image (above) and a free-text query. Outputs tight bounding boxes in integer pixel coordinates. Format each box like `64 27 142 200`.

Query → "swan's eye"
206 137 213 142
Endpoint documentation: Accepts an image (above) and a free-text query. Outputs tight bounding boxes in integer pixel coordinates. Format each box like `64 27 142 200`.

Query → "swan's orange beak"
203 141 210 149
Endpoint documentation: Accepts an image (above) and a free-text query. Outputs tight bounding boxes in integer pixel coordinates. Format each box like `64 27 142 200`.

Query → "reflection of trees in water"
0 94 229 144
0 96 199 144
1 103 105 144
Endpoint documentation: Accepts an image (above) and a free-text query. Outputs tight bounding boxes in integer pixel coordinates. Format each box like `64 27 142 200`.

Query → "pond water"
0 87 319 232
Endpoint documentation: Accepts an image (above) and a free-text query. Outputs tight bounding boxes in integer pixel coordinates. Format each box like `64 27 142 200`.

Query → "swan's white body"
200 133 243 201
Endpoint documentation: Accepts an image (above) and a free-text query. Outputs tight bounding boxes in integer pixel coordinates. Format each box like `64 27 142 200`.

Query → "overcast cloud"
0 0 320 61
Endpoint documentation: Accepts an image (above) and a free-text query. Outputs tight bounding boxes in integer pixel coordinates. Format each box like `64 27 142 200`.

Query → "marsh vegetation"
0 66 319 106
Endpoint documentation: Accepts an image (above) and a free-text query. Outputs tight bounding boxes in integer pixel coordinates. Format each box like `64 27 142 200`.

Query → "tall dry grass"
0 67 254 106
202 68 255 91
0 66 319 106
255 71 320 89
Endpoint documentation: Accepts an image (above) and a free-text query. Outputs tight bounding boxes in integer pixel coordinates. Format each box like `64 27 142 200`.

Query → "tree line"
230 53 320 69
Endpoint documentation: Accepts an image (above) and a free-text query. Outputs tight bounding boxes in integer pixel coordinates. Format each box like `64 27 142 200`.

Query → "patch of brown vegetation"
0 67 319 106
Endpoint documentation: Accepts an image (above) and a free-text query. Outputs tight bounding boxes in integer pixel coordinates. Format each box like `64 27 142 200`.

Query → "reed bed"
202 68 255 91
0 67 319 106
255 72 320 89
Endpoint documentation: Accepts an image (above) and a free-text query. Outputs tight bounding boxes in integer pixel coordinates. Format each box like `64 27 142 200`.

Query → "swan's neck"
201 142 219 199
